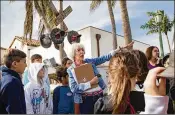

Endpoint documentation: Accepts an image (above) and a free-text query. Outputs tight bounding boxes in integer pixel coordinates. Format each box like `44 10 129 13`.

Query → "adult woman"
145 46 162 70
67 43 133 114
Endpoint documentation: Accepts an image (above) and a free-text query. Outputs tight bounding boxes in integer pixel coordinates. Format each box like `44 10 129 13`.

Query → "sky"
1 1 174 54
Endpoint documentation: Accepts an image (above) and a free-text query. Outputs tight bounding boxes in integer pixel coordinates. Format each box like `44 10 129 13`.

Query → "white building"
9 26 150 75
9 26 150 91
9 36 40 66
0 47 7 65
30 26 150 66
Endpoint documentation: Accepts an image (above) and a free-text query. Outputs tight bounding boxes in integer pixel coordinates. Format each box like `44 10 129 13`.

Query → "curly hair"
108 50 140 114
133 50 149 82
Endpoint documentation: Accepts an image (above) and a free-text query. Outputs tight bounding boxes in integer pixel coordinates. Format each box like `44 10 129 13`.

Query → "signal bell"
67 30 81 44
40 34 52 48
50 28 66 44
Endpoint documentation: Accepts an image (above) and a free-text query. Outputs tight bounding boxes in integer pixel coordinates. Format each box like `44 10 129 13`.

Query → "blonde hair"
108 50 140 114
69 43 85 60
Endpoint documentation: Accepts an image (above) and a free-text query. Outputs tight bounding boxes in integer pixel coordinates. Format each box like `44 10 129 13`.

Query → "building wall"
90 27 124 57
11 40 24 50
0 48 7 65
10 40 36 66
30 26 150 67
90 27 150 57
89 27 150 66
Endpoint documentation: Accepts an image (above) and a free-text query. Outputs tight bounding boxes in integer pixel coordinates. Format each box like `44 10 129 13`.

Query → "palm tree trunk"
165 34 171 53
59 0 67 63
173 25 175 49
107 0 117 50
119 0 132 47
34 1 51 33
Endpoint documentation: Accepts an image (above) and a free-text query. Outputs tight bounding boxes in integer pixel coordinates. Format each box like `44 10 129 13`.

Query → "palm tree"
10 0 56 40
141 10 174 53
119 0 132 46
90 0 117 49
161 14 173 52
58 0 67 62
10 0 67 62
90 0 133 49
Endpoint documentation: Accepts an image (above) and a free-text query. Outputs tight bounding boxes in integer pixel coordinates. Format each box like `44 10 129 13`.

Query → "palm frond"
34 0 43 17
37 0 56 29
34 0 51 31
161 14 174 35
9 0 15 3
90 0 103 12
23 0 33 40
147 12 156 17
111 0 117 8
43 0 57 29
146 29 159 35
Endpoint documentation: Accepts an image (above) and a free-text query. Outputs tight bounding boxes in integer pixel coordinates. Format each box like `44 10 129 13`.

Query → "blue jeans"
80 92 103 114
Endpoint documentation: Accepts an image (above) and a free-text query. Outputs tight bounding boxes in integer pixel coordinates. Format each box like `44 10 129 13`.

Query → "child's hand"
144 67 166 96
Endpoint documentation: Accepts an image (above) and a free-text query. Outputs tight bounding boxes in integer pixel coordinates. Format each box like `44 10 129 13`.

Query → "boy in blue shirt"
53 66 74 114
0 49 27 113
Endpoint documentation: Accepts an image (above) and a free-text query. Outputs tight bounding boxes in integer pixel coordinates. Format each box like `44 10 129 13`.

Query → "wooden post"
96 34 101 57
27 48 31 68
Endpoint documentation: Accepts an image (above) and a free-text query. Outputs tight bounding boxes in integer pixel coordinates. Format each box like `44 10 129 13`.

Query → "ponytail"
109 65 131 114
108 51 139 114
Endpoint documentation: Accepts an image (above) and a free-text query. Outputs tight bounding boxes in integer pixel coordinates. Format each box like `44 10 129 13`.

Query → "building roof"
9 36 40 48
77 26 150 46
0 47 7 50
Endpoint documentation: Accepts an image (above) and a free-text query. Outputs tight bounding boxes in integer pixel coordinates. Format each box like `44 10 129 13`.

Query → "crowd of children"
0 42 174 114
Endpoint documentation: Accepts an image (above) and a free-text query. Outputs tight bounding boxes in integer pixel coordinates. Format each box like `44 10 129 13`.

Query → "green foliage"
90 0 116 12
11 0 57 40
23 0 33 40
141 10 174 36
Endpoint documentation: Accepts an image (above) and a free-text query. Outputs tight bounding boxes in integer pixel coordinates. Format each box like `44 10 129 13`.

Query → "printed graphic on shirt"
66 92 73 96
31 88 49 114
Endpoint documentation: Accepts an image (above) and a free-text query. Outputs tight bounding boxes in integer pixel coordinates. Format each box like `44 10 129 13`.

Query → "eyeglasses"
67 62 73 65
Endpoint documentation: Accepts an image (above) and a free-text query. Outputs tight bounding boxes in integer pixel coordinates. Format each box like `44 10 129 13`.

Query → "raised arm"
85 41 134 66
85 50 117 66
140 67 169 114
